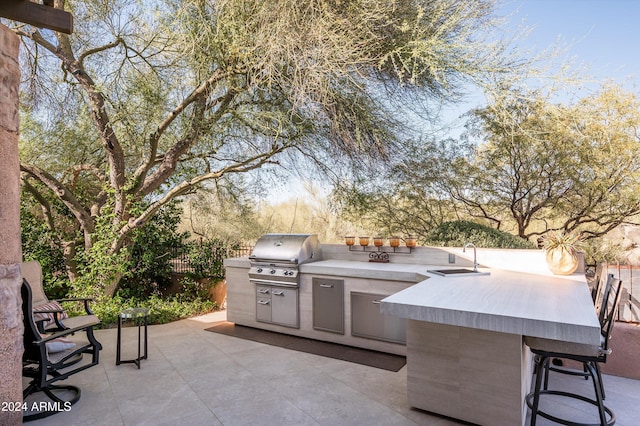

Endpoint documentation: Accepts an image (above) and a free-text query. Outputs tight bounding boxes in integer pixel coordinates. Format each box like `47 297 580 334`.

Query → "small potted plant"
542 230 585 275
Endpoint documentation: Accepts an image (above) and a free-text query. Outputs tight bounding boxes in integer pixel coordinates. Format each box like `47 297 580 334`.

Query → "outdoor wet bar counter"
381 265 600 425
225 243 601 426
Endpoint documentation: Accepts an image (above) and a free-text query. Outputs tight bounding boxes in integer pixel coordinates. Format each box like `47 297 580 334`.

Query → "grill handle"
249 279 298 288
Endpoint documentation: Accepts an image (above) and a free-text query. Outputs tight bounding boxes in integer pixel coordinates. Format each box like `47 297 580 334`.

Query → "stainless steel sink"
427 268 490 277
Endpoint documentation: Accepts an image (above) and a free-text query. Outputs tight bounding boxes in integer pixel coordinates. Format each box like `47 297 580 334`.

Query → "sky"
441 0 640 137
498 0 639 86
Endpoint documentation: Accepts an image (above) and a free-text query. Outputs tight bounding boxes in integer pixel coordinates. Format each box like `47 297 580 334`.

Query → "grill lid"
249 234 320 264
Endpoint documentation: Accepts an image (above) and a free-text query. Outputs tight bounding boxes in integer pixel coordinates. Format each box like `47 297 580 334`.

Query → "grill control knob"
256 268 263 273
270 269 276 274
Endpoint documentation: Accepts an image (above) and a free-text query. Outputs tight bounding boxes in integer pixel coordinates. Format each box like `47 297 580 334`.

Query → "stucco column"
0 23 23 426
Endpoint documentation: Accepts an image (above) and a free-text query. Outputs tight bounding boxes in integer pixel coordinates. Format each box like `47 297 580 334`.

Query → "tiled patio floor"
27 310 640 425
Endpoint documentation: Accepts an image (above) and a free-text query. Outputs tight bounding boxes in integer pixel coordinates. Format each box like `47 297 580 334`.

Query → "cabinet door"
270 287 299 328
312 278 344 334
351 292 406 344
256 286 272 323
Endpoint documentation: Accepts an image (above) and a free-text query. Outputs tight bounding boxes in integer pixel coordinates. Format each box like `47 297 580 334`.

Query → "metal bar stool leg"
136 316 141 369
143 314 148 360
595 362 606 400
585 361 608 426
116 314 122 365
529 355 549 426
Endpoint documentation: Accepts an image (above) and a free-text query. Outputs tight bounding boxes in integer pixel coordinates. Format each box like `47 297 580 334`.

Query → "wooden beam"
0 0 73 34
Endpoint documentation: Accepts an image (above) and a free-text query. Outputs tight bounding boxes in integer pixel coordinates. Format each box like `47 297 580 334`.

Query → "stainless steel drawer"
351 291 406 344
312 278 344 334
256 286 272 323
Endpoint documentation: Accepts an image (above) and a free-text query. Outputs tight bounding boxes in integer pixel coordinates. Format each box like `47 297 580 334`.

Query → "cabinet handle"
272 290 284 296
257 300 270 305
319 284 334 288
372 300 381 305
258 289 270 294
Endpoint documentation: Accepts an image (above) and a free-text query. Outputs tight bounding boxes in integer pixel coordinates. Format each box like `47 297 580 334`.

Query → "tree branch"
20 163 95 248
24 26 128 215
135 89 237 197
21 179 57 233
77 38 124 66
129 70 239 191
113 147 284 251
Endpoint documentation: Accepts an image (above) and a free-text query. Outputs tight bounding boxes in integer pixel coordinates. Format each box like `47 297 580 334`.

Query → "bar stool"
524 276 623 426
547 273 616 397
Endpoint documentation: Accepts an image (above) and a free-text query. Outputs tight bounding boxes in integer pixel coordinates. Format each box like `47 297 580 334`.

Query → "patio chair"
590 263 605 303
22 260 98 332
525 275 623 426
21 278 103 421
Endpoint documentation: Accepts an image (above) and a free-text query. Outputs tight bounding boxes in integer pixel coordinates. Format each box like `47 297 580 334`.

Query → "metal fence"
605 263 640 323
169 243 253 275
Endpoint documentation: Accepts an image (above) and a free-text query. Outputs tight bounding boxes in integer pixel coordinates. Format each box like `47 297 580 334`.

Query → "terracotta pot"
208 280 227 307
545 247 579 275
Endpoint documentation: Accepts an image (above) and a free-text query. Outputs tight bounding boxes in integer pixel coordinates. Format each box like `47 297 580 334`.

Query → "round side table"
116 307 150 369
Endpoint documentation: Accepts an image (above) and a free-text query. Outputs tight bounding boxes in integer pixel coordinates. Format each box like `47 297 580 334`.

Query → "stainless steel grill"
248 234 320 287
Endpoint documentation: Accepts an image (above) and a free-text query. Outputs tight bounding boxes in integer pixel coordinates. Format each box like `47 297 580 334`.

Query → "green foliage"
22 191 222 327
330 137 464 239
177 276 212 301
183 239 237 281
581 236 628 266
20 201 71 299
118 203 189 299
63 294 216 329
541 230 585 253
424 221 537 249
14 0 541 298
71 208 130 300
456 84 640 240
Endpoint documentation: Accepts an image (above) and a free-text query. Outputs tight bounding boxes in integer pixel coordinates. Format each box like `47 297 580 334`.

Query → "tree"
453 84 640 240
10 0 515 297
329 137 463 239
331 84 640 245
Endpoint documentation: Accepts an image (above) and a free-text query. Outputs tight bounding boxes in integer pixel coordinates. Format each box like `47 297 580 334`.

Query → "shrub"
424 220 536 249
63 294 216 328
183 238 232 281
20 200 70 298
177 276 212 301
118 202 189 299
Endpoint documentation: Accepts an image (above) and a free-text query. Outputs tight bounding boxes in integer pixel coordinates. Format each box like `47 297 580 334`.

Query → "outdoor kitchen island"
224 256 427 356
380 265 601 426
225 238 491 356
224 241 601 426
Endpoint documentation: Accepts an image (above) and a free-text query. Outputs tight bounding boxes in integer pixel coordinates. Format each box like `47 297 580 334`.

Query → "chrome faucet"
463 242 478 272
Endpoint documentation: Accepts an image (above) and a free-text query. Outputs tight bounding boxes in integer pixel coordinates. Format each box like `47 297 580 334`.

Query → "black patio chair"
21 278 103 421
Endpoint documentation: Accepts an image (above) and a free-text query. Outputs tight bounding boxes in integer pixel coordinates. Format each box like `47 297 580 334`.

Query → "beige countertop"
224 257 250 268
381 267 601 345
